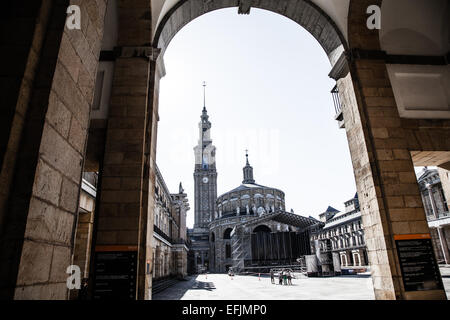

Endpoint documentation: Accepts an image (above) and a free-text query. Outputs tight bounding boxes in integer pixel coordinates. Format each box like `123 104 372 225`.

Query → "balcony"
427 211 450 228
331 85 345 129
153 225 173 244
82 172 98 188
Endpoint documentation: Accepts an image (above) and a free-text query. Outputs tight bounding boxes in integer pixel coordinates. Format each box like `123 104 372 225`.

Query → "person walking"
278 270 283 285
270 269 275 284
287 270 292 285
283 269 288 285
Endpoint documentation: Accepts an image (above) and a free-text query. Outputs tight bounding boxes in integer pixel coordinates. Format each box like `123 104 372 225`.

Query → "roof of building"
232 210 321 231
417 167 438 181
324 206 339 213
323 210 361 229
227 183 280 193
218 153 284 198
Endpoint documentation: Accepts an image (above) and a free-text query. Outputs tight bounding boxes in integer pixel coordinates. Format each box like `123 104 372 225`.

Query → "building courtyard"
153 273 375 300
153 267 450 300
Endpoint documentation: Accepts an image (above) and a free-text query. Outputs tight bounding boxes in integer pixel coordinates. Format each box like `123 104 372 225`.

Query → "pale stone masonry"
0 0 107 299
417 167 450 265
152 165 190 281
70 172 97 299
311 194 368 268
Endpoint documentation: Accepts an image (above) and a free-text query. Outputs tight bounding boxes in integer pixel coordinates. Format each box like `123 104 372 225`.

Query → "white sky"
156 8 358 228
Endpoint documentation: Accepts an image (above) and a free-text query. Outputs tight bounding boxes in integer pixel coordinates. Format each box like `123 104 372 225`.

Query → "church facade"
188 104 319 274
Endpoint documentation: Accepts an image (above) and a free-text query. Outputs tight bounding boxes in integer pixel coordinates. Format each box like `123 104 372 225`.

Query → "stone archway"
223 228 233 240
153 0 347 65
149 0 449 301
1 0 449 300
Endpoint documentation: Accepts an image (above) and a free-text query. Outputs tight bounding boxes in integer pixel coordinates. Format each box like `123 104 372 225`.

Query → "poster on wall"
93 246 138 300
394 234 444 292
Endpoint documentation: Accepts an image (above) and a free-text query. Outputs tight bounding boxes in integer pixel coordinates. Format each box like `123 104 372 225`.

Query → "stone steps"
152 278 180 295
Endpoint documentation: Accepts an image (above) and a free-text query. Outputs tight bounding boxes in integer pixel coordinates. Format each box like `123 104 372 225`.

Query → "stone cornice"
348 49 449 66
328 52 349 81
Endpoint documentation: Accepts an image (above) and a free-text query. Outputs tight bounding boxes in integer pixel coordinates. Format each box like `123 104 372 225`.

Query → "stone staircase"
152 278 180 295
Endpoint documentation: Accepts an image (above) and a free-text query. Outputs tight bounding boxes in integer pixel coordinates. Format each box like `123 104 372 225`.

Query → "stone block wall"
0 0 106 299
341 0 448 300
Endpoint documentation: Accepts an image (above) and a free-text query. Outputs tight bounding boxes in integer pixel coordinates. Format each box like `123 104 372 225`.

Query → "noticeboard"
93 246 138 300
394 234 443 292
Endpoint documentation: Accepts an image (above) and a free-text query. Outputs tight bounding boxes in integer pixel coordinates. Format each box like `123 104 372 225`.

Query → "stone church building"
188 106 319 273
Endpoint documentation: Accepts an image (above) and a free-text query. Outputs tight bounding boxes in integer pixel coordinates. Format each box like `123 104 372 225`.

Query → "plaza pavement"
153 267 450 300
153 273 375 300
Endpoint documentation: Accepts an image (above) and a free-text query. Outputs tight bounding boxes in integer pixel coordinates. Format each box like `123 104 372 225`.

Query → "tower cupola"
242 150 255 184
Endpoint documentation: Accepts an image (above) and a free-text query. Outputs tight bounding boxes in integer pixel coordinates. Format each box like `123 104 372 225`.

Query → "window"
223 228 233 239
225 244 231 259
93 71 105 111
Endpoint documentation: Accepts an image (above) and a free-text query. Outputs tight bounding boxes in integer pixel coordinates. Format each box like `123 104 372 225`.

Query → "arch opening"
153 0 347 65
223 228 233 240
253 225 272 233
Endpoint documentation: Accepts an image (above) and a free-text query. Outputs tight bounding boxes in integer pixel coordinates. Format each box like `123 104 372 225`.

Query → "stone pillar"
427 185 439 218
90 0 160 300
94 51 152 298
437 227 450 265
0 0 106 299
193 252 198 272
343 0 447 300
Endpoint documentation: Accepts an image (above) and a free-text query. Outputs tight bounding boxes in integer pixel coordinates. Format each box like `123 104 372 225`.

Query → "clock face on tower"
203 177 209 184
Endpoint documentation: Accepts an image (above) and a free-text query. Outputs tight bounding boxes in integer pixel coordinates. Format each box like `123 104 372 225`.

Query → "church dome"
215 153 285 219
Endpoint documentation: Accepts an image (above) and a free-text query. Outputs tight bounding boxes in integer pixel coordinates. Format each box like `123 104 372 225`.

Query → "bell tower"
193 82 218 228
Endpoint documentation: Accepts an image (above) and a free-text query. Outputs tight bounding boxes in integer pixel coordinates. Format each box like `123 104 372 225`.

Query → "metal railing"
427 211 450 221
331 85 342 115
153 225 173 244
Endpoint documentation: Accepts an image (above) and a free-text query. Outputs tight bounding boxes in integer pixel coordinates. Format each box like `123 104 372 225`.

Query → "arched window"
223 228 233 240
225 244 231 259
253 225 271 233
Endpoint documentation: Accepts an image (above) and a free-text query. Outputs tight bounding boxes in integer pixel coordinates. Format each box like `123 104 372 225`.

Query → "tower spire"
243 150 255 184
203 81 207 112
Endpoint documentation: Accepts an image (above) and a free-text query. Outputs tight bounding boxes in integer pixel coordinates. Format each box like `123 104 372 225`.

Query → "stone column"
193 252 197 272
426 185 439 218
0 1 106 299
342 0 447 300
437 227 450 265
